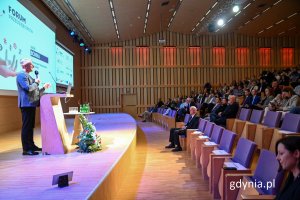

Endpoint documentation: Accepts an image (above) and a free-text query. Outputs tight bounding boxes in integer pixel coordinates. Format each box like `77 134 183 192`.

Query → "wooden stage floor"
0 113 137 200
0 114 213 200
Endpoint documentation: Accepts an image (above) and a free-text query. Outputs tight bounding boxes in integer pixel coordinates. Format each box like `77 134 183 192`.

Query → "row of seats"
152 108 177 129
153 108 300 199
227 108 300 151
187 118 281 199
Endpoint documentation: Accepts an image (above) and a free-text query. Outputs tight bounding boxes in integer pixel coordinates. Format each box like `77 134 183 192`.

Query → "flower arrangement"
77 114 102 153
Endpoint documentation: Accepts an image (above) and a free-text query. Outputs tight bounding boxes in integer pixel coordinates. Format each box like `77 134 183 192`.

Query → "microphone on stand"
34 70 39 78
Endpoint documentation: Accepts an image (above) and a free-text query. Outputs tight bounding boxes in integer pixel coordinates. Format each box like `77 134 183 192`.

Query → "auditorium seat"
209 138 257 199
268 113 300 152
178 114 191 150
240 109 264 140
202 129 236 180
223 149 284 200
186 118 206 153
190 120 213 161
226 108 252 134
176 113 190 128
252 111 282 150
163 110 177 130
194 124 222 168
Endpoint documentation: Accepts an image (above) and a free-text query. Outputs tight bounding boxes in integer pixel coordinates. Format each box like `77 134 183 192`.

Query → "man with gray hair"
165 106 199 152
16 58 50 155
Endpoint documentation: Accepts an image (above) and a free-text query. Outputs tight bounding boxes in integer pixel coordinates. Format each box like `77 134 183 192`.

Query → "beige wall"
0 1 82 134
81 31 300 114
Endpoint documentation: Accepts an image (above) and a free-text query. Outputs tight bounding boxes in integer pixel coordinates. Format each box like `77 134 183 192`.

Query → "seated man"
212 95 239 127
165 106 199 152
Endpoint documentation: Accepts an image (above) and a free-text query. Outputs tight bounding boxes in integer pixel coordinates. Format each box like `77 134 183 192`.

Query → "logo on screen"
8 6 26 24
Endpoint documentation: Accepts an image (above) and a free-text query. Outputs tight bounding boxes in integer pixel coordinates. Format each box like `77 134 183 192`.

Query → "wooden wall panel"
81 31 300 114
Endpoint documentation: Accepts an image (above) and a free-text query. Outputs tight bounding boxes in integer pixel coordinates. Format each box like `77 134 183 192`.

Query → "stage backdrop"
80 31 300 114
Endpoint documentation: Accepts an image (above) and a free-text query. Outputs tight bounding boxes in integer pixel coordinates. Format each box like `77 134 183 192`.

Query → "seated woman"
275 136 300 200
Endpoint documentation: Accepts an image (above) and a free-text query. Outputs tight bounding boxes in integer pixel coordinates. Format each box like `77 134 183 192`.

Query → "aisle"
115 121 213 200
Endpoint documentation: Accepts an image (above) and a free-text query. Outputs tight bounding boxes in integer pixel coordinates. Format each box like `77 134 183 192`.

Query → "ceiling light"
273 0 282 6
212 2 218 9
288 13 297 18
200 17 205 22
167 0 183 29
253 14 260 20
217 19 224 26
206 10 211 16
278 31 285 35
143 0 151 34
266 25 273 29
243 3 251 10
276 19 284 25
232 5 240 13
263 7 270 13
258 30 264 34
235 11 241 16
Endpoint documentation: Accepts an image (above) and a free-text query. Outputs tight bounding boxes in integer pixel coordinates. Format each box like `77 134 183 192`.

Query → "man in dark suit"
16 58 50 155
242 89 253 108
250 89 260 108
165 106 199 152
209 97 227 122
213 95 239 127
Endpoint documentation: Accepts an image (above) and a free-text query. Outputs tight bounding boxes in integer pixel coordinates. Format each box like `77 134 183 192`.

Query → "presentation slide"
56 43 74 87
0 0 56 93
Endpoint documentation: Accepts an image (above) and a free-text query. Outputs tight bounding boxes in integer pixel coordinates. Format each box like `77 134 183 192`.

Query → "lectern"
40 94 74 154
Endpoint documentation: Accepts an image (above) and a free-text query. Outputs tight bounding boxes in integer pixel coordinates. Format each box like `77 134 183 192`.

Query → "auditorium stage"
0 113 139 200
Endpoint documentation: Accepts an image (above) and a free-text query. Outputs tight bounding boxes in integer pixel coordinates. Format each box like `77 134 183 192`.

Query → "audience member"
275 136 300 200
165 106 199 152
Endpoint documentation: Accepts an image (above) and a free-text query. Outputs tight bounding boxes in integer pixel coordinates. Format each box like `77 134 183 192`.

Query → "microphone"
34 70 39 78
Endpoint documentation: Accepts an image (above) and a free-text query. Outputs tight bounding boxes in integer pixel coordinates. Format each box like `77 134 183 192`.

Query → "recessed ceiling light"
137 16 141 19
232 5 240 13
217 19 224 26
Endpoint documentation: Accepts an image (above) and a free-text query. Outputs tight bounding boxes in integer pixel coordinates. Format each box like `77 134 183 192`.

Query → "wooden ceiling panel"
170 0 215 33
68 0 116 43
238 0 300 35
50 0 300 44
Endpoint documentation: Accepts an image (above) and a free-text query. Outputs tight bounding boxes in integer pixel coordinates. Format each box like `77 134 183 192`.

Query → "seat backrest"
218 129 236 153
280 113 300 132
172 110 177 117
232 138 257 168
168 110 176 117
239 108 252 121
252 149 284 195
263 111 282 128
198 119 207 132
209 125 224 144
249 109 264 124
203 121 214 137
183 114 191 124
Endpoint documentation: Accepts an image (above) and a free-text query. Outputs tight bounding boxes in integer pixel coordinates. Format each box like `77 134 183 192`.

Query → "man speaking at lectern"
16 58 50 156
